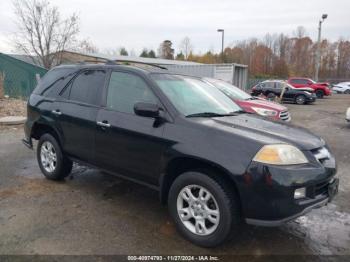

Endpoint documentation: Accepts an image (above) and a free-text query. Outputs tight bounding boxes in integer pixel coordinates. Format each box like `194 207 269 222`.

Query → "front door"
95 71 167 185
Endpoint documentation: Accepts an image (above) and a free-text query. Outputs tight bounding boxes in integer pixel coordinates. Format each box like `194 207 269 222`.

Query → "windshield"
207 79 251 100
151 74 242 117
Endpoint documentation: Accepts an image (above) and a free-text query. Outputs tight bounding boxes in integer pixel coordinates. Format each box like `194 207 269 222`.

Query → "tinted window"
152 74 241 116
106 71 158 114
262 82 275 88
33 68 74 97
291 79 308 84
69 70 106 105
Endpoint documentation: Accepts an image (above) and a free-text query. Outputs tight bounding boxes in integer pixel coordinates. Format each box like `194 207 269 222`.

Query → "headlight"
253 144 308 165
251 107 278 117
304 91 311 95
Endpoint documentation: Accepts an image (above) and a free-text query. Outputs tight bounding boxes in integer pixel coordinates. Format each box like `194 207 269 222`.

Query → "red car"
204 78 291 121
287 77 331 98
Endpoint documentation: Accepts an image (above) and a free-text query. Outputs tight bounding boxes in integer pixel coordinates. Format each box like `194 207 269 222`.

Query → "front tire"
37 133 72 180
344 89 350 94
266 92 276 101
168 170 240 247
295 95 306 105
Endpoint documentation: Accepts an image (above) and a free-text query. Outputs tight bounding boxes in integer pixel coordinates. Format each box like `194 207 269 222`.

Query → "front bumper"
237 153 337 226
306 95 316 102
246 197 329 226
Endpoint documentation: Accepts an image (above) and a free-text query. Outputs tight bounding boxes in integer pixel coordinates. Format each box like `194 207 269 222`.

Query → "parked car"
251 80 316 105
346 107 350 122
287 77 331 98
333 82 350 94
23 64 338 247
203 78 291 121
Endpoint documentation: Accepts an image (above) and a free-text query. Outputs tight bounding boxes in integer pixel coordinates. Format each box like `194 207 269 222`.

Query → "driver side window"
106 72 158 114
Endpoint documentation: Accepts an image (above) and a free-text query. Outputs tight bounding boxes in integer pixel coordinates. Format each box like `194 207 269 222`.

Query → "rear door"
276 82 293 101
52 69 107 162
95 70 167 185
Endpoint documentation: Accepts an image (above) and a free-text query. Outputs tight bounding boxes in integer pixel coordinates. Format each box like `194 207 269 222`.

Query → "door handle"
97 121 111 128
52 109 62 115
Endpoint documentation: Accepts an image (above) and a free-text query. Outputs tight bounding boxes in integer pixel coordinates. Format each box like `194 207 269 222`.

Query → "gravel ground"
0 98 27 131
0 98 26 118
0 94 349 259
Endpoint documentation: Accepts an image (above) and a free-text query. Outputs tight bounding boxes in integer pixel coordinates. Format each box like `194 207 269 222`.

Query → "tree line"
11 0 350 80
172 27 350 80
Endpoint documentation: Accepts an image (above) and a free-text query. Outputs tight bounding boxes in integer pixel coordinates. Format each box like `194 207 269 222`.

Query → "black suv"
251 80 316 105
23 64 338 247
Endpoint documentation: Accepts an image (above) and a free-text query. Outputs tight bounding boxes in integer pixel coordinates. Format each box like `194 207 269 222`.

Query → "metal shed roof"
63 50 202 66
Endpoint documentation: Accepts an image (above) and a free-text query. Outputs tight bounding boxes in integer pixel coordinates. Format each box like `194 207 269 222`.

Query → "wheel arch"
31 122 63 147
159 156 242 208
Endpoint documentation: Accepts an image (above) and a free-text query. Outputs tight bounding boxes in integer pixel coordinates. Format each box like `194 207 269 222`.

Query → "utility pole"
315 14 328 81
217 29 224 63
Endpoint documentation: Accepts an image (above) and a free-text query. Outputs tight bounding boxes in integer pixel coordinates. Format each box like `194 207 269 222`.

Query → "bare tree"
13 0 79 68
73 39 99 54
179 36 193 60
293 26 307 38
158 40 174 59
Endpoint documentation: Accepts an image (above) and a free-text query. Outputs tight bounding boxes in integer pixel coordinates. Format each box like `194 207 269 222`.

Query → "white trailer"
164 63 248 90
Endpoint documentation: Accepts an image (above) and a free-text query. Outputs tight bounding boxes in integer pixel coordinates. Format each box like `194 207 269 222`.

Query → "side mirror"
134 102 160 118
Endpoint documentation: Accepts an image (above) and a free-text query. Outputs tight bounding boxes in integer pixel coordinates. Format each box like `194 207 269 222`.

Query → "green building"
0 53 48 98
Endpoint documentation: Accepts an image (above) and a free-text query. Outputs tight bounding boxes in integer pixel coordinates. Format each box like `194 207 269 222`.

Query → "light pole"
217 29 224 63
314 14 328 81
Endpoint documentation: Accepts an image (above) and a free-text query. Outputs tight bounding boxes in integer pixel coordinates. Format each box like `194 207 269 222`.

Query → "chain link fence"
0 53 48 99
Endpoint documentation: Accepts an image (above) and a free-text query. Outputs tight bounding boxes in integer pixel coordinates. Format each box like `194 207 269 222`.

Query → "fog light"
294 188 306 199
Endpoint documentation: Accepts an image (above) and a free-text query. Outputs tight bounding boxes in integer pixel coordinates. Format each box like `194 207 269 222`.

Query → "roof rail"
74 59 167 70
105 60 119 65
114 60 168 70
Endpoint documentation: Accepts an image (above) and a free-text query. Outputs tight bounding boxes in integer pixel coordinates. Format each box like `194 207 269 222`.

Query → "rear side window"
106 71 158 114
263 82 275 88
291 79 307 84
68 70 106 105
33 68 74 97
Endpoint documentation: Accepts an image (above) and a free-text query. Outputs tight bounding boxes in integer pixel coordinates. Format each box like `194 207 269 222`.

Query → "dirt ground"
0 94 349 258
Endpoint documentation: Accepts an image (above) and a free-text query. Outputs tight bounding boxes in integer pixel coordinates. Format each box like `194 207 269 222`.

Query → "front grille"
279 110 291 121
312 147 331 164
307 179 331 198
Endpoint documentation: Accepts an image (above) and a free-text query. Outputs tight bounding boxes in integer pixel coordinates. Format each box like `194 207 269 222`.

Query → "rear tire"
168 170 241 247
37 133 72 180
316 89 324 98
295 95 306 105
344 89 350 94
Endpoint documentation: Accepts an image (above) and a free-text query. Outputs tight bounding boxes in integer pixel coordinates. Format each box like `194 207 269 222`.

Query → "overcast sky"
0 0 349 55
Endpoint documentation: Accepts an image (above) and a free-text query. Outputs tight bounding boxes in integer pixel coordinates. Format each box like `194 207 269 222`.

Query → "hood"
236 98 287 111
316 82 329 87
194 114 324 150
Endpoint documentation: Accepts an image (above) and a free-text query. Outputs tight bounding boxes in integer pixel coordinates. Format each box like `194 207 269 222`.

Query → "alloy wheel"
40 141 57 173
177 185 220 236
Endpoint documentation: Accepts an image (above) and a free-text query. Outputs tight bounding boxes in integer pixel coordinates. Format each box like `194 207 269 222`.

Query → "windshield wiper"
186 112 238 118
